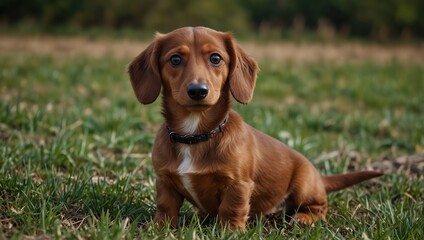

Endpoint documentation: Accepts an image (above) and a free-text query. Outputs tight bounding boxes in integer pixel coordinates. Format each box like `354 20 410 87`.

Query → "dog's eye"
209 53 222 66
170 55 182 66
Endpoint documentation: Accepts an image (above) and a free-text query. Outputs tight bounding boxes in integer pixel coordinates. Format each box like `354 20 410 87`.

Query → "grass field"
1 36 423 239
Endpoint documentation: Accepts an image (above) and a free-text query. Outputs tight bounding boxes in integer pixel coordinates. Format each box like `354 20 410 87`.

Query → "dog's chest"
178 146 195 173
176 114 206 211
177 145 206 211
177 114 200 175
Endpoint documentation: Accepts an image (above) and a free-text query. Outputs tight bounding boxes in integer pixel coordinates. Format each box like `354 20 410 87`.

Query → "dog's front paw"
217 215 247 231
153 212 179 229
290 212 325 227
294 213 315 224
221 221 246 231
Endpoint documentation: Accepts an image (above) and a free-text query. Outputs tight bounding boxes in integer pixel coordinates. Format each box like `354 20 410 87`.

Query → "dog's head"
128 27 258 111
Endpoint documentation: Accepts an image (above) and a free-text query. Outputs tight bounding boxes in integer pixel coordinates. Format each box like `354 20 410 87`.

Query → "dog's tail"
322 171 383 193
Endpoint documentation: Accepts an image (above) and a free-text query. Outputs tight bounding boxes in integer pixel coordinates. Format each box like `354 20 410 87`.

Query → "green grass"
1 51 423 239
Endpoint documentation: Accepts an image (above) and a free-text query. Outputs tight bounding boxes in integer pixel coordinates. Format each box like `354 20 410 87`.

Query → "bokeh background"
1 0 424 40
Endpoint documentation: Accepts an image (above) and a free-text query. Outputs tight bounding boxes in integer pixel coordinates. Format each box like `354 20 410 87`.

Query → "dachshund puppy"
128 26 382 230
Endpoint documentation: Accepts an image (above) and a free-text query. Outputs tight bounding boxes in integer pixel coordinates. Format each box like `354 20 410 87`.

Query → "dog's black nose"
187 83 209 100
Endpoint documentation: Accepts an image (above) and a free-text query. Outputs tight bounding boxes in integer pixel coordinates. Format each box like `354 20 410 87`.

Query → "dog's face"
128 27 258 111
158 28 230 112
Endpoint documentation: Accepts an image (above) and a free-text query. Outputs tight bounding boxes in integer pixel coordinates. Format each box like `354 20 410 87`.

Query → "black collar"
166 116 228 144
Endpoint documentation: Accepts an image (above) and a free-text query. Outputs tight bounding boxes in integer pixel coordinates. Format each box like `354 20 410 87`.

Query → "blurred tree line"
1 0 423 39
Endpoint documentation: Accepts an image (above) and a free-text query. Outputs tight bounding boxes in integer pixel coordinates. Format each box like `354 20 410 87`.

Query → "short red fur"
128 26 383 230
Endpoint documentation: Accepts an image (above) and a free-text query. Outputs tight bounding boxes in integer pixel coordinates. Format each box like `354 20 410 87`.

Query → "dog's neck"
162 90 231 135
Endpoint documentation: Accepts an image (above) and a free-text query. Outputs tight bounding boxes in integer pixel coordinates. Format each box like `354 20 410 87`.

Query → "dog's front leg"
218 180 254 230
153 177 184 228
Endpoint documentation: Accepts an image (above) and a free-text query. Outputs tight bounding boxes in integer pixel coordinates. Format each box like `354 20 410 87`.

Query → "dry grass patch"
1 35 423 64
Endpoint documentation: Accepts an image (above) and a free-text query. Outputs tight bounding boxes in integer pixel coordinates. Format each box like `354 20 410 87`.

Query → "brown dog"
128 26 382 230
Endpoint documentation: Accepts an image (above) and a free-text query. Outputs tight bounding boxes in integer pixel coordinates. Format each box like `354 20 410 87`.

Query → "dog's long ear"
128 36 162 104
224 33 258 104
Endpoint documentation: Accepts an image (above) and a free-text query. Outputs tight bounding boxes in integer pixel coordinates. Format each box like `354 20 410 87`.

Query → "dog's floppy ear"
128 35 162 104
224 33 258 104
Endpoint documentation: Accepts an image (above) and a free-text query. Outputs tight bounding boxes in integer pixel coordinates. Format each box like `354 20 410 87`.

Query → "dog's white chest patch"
177 146 205 211
176 114 205 211
178 146 194 174
178 113 200 174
